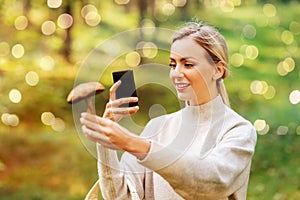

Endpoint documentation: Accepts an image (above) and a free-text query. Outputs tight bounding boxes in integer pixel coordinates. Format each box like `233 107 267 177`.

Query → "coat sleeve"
138 120 257 199
96 118 159 200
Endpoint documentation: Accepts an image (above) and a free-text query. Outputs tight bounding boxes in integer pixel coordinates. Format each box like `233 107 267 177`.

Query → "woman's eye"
184 63 194 67
169 63 176 68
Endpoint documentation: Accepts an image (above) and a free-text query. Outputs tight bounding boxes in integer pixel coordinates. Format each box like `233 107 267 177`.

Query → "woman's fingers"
82 126 120 150
82 125 109 141
109 80 121 101
112 106 139 116
81 112 100 124
110 97 138 107
81 113 112 128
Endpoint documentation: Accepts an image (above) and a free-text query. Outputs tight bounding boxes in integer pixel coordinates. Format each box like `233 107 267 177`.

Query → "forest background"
0 0 300 199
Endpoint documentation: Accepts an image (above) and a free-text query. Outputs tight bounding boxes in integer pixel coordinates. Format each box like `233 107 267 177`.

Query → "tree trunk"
62 1 72 63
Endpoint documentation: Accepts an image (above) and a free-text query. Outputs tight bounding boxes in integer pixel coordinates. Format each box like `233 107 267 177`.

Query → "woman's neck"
188 91 219 106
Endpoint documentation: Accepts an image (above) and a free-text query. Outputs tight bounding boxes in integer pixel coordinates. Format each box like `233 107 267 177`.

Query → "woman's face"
169 37 220 106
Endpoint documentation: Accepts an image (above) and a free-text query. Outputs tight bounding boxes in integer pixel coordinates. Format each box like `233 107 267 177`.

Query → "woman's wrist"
125 137 151 160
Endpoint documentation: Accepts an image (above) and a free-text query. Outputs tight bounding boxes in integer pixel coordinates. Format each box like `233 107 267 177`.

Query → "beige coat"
86 96 257 200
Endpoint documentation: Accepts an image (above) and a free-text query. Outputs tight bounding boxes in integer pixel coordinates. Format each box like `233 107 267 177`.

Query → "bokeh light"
141 19 155 29
140 19 156 36
81 4 98 18
277 126 288 135
40 56 55 71
263 3 277 17
230 53 244 67
245 45 259 59
140 42 158 59
25 71 39 86
220 0 234 13
1 113 20 127
57 13 73 29
9 89 22 104
162 3 175 16
242 24 256 39
289 90 300 105
125 51 141 67
28 8 47 26
114 0 130 5
277 57 295 76
81 4 101 26
41 20 56 35
268 16 280 27
84 11 101 27
0 42 10 56
254 119 269 135
281 30 294 45
14 15 28 30
254 119 266 131
11 44 25 58
239 45 247 55
47 0 62 8
263 85 276 100
172 0 187 7
41 112 65 132
290 21 300 35
255 14 268 27
51 117 65 132
250 80 269 95
41 112 55 126
284 57 295 71
297 126 300 135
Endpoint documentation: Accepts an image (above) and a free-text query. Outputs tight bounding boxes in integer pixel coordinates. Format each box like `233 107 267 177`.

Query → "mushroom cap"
67 82 105 104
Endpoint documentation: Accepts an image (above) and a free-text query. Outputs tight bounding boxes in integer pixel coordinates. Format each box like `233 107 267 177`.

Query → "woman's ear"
212 61 225 80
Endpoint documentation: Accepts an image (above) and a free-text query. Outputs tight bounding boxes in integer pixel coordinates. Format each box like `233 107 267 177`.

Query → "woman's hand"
80 112 131 150
80 112 150 159
103 80 139 122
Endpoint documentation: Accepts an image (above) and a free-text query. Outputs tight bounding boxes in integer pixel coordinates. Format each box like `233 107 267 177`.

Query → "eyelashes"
169 63 176 68
169 63 194 68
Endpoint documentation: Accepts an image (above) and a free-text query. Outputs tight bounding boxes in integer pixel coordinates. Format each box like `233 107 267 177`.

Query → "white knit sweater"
96 95 257 200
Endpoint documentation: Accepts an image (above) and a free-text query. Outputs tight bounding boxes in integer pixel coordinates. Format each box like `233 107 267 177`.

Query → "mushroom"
67 82 105 114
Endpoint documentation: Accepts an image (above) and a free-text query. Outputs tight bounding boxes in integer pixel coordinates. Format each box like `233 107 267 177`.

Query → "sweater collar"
182 95 225 123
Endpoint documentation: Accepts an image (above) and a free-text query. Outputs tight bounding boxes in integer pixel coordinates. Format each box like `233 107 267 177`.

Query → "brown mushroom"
67 82 105 114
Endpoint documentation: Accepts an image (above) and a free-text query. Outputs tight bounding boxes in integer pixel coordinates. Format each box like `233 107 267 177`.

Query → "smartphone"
112 70 138 107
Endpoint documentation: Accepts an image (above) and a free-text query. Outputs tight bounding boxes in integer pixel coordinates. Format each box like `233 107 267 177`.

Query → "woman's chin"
177 93 190 101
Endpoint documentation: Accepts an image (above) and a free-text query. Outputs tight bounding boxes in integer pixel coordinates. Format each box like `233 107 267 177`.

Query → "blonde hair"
172 21 230 107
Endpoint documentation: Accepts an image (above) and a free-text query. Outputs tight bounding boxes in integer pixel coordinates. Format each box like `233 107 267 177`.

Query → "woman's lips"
175 83 190 92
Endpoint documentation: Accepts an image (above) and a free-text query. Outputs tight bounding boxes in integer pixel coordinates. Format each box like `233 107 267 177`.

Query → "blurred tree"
62 0 73 63
137 0 147 24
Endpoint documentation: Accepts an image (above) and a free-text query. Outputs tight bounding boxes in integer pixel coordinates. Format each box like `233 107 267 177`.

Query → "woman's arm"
81 114 152 199
138 121 257 199
81 81 151 199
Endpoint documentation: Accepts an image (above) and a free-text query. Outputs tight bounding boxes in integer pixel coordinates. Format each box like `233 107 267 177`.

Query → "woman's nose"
173 65 184 77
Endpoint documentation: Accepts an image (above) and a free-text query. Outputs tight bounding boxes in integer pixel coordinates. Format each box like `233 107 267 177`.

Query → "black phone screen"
112 70 138 107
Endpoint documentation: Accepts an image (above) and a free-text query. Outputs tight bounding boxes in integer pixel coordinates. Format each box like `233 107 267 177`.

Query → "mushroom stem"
86 98 96 114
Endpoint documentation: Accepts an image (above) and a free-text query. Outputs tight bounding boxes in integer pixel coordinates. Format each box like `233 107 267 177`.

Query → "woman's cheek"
169 69 177 83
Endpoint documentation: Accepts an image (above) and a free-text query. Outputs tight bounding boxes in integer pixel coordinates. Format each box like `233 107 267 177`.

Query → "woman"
80 22 257 200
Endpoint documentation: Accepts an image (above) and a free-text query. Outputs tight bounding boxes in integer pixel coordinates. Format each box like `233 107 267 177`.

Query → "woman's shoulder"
140 109 182 137
219 106 255 135
225 106 252 125
223 106 257 139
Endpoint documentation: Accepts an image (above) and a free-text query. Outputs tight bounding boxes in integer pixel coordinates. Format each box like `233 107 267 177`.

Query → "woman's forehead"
170 37 209 60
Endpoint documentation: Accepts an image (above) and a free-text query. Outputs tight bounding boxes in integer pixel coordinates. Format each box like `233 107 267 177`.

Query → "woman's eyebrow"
170 56 198 61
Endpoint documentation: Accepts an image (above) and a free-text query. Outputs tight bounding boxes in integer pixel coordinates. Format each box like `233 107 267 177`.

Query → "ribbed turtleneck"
181 95 225 125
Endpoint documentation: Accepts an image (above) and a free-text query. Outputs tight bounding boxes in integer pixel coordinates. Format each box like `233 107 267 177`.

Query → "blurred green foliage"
0 0 300 199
